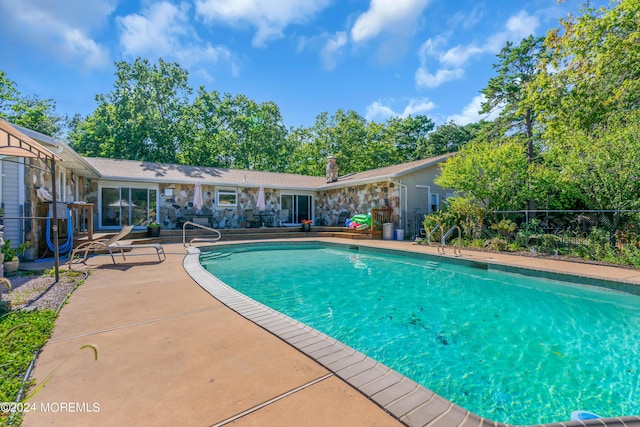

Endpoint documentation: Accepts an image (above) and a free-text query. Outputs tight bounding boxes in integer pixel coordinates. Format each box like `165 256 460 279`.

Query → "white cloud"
118 2 189 57
351 0 431 43
415 36 464 88
414 10 540 89
0 0 112 68
195 0 332 47
439 44 484 68
415 67 464 88
366 102 397 122
319 32 348 71
365 98 436 122
442 10 540 68
117 2 235 71
402 98 436 116
446 94 501 125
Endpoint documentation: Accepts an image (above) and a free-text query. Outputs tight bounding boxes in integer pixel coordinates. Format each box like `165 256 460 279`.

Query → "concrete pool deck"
22 238 640 426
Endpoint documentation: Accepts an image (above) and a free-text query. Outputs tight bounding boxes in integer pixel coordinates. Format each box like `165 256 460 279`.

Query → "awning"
0 119 62 161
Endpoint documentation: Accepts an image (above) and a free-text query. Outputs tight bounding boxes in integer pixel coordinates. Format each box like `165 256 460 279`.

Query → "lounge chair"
69 225 166 269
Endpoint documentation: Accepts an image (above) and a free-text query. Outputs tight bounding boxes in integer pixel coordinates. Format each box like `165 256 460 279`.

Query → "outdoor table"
257 213 276 227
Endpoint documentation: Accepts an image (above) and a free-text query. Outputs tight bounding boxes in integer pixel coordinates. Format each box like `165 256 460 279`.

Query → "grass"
0 268 87 426
0 310 57 426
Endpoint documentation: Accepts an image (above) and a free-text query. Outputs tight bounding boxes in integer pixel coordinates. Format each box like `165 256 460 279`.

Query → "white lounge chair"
69 225 166 269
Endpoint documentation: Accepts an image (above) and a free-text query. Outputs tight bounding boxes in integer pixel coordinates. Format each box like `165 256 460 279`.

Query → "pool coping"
183 240 640 427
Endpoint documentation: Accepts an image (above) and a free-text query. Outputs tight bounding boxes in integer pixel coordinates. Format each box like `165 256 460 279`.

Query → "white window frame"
216 189 237 207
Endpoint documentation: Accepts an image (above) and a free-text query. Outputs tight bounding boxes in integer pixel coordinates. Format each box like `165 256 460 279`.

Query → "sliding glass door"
101 187 157 228
280 194 312 224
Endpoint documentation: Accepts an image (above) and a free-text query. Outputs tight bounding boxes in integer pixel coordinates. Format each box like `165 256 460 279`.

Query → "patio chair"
337 211 350 226
68 225 166 269
278 209 290 226
245 209 261 228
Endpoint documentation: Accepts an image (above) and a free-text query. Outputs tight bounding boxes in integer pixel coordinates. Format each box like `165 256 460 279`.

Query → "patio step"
82 226 377 247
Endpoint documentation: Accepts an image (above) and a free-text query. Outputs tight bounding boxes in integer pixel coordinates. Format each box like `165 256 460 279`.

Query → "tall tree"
419 121 481 158
480 35 546 211
529 0 640 223
9 95 62 137
480 35 546 162
383 115 434 162
0 71 63 136
70 58 192 163
0 71 19 119
180 89 290 171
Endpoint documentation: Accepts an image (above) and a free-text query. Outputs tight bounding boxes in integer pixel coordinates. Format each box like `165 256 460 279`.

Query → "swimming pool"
198 242 640 425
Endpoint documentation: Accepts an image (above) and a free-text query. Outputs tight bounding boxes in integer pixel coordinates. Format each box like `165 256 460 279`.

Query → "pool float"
348 214 370 227
570 410 601 421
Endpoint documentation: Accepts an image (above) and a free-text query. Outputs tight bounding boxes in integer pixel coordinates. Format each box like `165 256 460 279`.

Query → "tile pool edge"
183 242 640 427
183 246 482 426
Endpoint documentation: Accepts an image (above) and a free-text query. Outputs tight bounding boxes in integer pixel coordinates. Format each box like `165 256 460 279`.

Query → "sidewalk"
21 239 640 426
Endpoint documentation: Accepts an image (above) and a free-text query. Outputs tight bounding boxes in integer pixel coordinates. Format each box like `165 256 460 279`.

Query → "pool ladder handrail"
440 225 462 256
426 224 444 247
182 221 222 248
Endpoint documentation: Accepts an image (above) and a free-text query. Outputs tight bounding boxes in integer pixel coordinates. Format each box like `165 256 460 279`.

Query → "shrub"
490 219 517 240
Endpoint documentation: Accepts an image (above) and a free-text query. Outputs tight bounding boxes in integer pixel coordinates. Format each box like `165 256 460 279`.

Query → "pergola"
0 120 63 281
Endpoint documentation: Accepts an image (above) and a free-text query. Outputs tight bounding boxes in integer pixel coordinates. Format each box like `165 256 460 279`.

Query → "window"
216 190 237 207
101 187 157 228
431 194 439 212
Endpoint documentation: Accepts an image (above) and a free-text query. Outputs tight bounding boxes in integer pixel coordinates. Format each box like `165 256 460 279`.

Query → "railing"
182 221 222 248
427 224 443 247
440 226 461 256
370 208 393 230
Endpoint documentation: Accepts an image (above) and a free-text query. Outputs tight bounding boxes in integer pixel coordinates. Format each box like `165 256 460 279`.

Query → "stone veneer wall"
22 159 88 260
315 181 400 226
157 184 282 229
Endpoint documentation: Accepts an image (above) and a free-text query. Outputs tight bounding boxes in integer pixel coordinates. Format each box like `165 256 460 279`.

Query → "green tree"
420 121 481 158
480 35 547 211
9 95 62 137
481 35 546 159
534 0 640 136
0 71 63 136
383 115 434 162
0 71 19 119
70 58 192 163
435 137 530 213
529 0 640 221
180 89 289 171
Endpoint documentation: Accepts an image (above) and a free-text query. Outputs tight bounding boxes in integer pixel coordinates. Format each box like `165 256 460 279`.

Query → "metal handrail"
182 221 222 248
427 224 443 246
440 225 462 256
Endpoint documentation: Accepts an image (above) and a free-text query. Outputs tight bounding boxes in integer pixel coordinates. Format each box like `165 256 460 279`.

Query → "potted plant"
300 219 312 232
146 220 161 237
2 240 19 274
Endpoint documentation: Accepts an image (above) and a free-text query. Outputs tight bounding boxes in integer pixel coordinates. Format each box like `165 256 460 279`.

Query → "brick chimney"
326 155 339 183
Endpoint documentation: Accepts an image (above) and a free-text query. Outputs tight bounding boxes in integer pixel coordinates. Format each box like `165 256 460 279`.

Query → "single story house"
0 121 454 260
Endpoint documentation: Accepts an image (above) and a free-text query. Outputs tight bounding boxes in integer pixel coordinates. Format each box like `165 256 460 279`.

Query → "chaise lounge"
68 225 166 269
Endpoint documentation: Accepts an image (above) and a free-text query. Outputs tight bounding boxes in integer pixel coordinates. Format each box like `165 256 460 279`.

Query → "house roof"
83 157 328 190
320 152 454 189
84 153 453 190
7 123 100 177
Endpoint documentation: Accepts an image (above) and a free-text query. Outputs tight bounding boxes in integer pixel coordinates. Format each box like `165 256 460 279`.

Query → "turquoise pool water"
200 243 640 425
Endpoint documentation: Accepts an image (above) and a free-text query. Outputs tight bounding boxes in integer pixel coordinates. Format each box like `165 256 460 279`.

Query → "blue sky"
0 0 595 129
